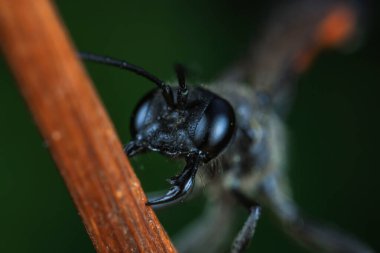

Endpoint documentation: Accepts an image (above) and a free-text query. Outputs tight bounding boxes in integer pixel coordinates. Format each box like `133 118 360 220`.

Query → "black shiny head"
129 86 235 161
79 52 236 205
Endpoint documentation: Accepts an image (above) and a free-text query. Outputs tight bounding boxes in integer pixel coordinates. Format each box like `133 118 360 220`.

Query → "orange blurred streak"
295 5 357 72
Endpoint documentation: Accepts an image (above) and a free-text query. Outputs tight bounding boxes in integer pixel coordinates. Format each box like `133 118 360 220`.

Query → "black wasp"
81 1 373 252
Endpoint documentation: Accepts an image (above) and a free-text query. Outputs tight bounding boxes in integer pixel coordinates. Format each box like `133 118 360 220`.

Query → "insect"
80 0 374 252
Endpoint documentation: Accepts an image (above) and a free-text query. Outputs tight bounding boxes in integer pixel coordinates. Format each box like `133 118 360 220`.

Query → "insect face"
125 84 236 204
128 87 236 161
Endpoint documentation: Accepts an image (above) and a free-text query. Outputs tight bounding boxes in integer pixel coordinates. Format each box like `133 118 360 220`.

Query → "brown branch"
0 1 176 252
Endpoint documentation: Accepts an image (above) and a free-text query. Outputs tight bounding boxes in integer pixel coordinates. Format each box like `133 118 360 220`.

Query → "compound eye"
193 96 235 160
130 90 157 137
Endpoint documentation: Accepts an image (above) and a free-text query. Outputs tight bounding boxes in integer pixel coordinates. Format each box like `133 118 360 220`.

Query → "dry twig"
0 1 176 252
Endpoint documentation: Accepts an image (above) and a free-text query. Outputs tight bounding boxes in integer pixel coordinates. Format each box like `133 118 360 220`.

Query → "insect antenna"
174 64 188 108
79 52 174 107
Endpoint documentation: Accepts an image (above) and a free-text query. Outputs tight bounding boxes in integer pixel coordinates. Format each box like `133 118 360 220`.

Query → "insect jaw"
124 141 144 157
145 176 196 206
125 130 207 205
146 153 203 206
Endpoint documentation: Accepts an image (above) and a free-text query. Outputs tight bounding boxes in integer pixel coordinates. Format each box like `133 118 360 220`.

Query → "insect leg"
174 198 235 253
260 175 374 253
230 189 261 253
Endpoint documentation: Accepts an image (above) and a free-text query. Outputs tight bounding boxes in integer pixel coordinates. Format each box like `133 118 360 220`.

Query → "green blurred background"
0 1 379 252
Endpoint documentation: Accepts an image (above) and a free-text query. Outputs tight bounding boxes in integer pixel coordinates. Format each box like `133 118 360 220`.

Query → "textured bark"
0 1 176 252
